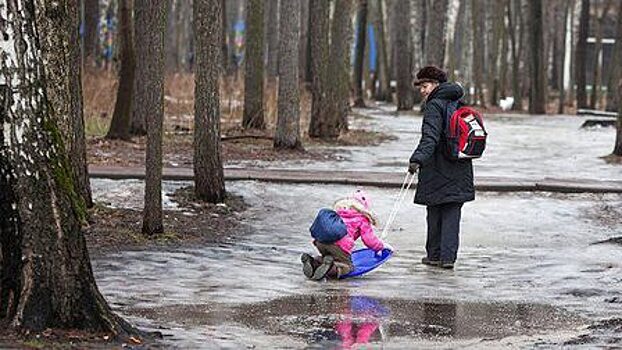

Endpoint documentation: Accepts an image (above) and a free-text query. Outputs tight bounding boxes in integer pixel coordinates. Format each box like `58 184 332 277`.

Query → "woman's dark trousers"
426 203 463 263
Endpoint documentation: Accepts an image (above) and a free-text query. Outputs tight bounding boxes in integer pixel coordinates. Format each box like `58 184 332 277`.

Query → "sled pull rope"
380 172 416 239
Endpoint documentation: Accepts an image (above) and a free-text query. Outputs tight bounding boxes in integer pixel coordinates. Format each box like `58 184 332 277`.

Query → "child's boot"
311 255 334 280
301 253 319 279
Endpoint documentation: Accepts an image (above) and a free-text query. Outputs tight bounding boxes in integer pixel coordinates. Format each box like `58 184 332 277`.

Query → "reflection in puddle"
232 293 584 348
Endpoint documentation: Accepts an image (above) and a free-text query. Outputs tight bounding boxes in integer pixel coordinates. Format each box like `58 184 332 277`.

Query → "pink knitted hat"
353 189 371 210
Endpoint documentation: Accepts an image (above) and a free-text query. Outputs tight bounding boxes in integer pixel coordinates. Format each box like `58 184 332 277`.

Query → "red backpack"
445 106 487 160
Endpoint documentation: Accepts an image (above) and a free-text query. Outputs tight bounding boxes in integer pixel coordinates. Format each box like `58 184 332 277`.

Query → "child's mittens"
378 242 395 254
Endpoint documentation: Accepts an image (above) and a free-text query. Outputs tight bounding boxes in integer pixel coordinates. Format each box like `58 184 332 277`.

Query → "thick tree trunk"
0 0 137 337
606 1 622 112
374 0 392 102
471 0 486 107
352 0 368 107
528 0 546 114
589 0 612 109
575 0 590 109
274 0 302 149
136 0 168 235
308 0 335 138
106 0 135 140
265 0 280 79
423 0 448 67
329 0 355 132
194 0 226 203
243 0 265 129
83 0 99 66
37 0 93 208
394 0 414 111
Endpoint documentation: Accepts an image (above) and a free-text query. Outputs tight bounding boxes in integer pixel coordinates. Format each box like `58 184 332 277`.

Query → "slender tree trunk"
137 0 168 235
589 0 612 109
575 0 590 109
606 0 622 112
499 6 509 100
528 0 546 114
374 0 392 102
558 1 571 114
194 0 226 202
106 0 135 140
614 81 622 155
221 0 228 75
423 0 448 66
308 0 335 138
265 0 280 79
131 0 150 136
37 0 93 208
507 0 522 110
471 0 486 107
274 0 302 149
329 0 355 131
488 0 503 106
0 0 137 336
83 0 99 66
299 0 310 81
394 0 414 110
353 0 368 107
305 2 314 84
243 0 265 129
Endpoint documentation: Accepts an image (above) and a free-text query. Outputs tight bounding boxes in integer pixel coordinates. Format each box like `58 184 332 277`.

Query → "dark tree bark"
243 0 265 129
221 0 228 74
265 0 280 78
352 0 368 107
299 0 310 81
131 0 151 136
308 0 335 138
274 0 302 149
423 0 448 67
589 0 612 109
194 0 226 202
0 0 137 336
394 0 414 110
329 0 355 131
106 0 135 140
528 0 546 114
136 0 168 235
374 0 392 102
37 0 93 208
487 0 503 106
575 0 590 109
471 0 486 107
614 81 622 155
606 0 622 112
83 0 99 65
305 1 314 84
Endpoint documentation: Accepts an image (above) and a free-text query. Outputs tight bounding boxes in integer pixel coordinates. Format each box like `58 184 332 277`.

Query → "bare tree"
106 0 135 140
308 0 336 137
528 0 546 114
0 0 137 336
487 0 503 106
329 0 355 131
394 0 414 110
352 0 368 107
299 0 310 81
507 0 523 110
265 0 280 78
274 0 302 149
243 0 265 129
606 0 622 112
194 0 226 202
615 80 622 155
132 0 152 136
37 0 93 208
575 0 590 109
589 0 612 109
424 0 448 66
374 0 392 102
471 0 485 107
83 0 100 65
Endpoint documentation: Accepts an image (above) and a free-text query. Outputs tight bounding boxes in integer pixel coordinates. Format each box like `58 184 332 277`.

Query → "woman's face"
419 81 439 99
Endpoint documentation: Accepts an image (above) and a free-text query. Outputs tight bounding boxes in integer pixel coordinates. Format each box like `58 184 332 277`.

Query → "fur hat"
413 65 447 86
333 190 378 226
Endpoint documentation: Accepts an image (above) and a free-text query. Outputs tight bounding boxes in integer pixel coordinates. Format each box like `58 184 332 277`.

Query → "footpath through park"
89 165 622 194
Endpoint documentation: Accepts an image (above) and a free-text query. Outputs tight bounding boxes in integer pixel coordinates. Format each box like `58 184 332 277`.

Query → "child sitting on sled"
301 190 394 280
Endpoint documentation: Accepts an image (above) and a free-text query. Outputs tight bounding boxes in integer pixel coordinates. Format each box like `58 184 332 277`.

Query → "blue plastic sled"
339 248 393 279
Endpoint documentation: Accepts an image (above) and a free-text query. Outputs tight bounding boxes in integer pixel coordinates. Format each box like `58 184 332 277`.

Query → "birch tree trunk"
194 0 226 203
274 0 302 149
0 0 137 336
106 0 135 140
37 0 93 208
243 0 265 129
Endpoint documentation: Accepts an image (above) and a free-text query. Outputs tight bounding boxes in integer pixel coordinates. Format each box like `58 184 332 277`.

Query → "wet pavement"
90 107 622 349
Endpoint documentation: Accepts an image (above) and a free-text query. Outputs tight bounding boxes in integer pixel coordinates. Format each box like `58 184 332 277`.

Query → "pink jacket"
334 208 384 255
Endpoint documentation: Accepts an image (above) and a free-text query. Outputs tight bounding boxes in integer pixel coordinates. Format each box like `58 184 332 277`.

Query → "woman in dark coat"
408 66 474 269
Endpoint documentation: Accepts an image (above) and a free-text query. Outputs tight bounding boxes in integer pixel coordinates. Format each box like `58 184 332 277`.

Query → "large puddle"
91 180 622 348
